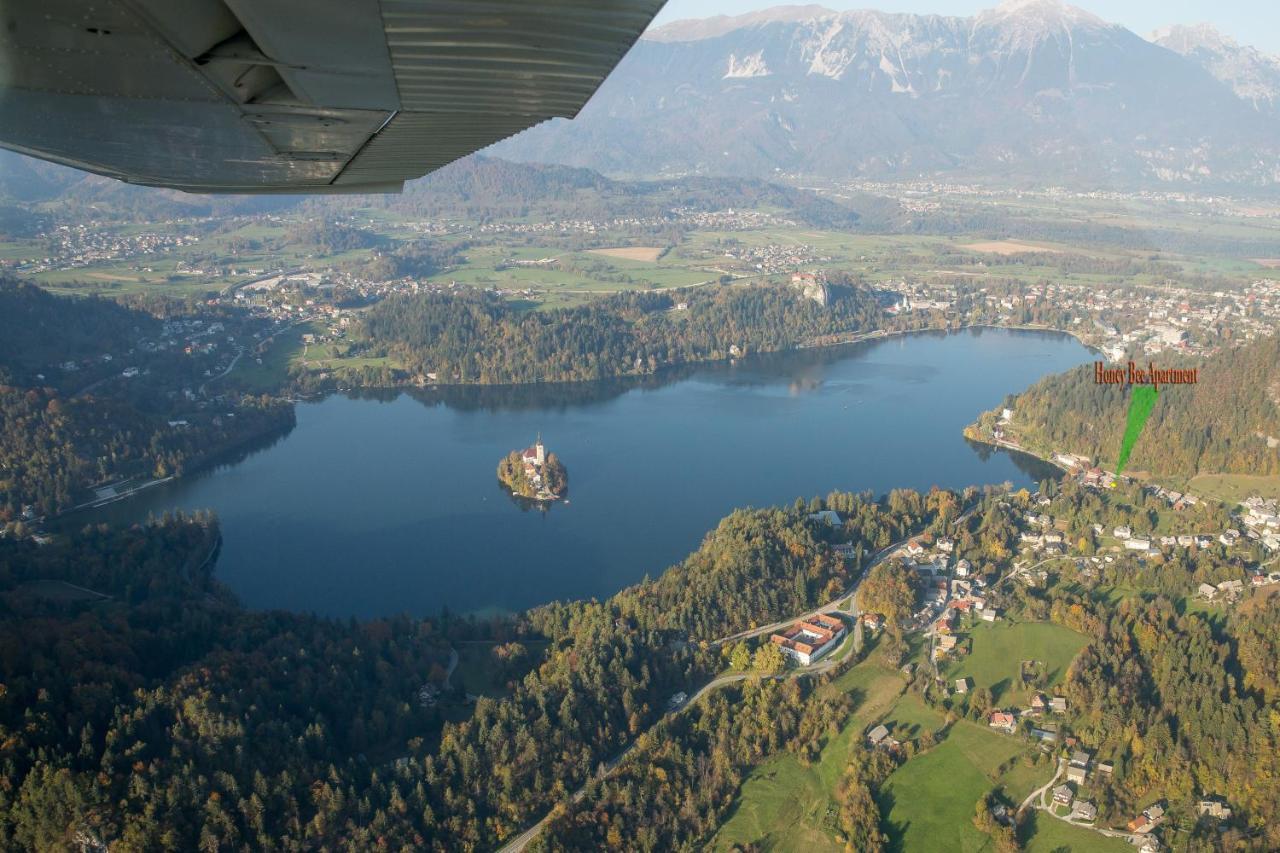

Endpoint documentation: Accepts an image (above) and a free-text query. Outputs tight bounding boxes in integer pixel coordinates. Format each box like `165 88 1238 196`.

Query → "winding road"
495 505 978 852
495 650 853 853
1019 757 1064 813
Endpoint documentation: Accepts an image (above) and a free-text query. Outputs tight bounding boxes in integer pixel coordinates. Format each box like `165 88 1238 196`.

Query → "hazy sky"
650 1 1280 54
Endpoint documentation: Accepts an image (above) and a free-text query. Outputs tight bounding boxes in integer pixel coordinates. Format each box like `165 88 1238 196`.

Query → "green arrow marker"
1115 385 1159 476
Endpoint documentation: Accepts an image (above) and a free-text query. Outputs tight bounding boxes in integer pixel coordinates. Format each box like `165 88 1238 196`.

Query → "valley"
0 1 1279 849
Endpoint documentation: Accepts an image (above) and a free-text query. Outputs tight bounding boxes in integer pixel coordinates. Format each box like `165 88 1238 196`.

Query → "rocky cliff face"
1152 22 1280 113
490 1 1280 191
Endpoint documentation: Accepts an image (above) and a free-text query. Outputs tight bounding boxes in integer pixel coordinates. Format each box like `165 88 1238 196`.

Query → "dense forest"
358 283 884 385
535 676 857 851
984 335 1280 477
0 280 158 385
0 517 458 850
0 489 949 850
0 384 293 519
1 480 1276 849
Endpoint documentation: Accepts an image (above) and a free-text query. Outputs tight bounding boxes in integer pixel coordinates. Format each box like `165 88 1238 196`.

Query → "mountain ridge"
489 1 1280 191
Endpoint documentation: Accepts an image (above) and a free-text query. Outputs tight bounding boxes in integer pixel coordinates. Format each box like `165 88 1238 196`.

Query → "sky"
650 0 1280 54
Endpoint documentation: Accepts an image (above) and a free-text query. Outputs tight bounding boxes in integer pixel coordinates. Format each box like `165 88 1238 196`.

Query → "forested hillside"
358 282 884 385
988 335 1280 476
0 386 291 518
0 280 294 520
315 156 869 228
0 490 945 850
0 281 158 384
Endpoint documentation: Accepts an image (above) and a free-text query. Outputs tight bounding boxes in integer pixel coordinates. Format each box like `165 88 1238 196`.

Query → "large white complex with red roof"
770 614 846 666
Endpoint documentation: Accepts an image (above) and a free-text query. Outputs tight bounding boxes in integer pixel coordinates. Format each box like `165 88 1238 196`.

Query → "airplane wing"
0 0 663 193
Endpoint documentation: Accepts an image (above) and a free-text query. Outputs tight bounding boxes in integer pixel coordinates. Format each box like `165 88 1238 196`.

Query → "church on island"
521 438 546 472
498 436 568 502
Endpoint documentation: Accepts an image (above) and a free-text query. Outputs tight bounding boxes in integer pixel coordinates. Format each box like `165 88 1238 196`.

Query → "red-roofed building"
770 614 846 666
989 711 1017 733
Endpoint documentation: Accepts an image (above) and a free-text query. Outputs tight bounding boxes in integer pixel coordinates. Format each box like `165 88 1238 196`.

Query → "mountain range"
3 1 1279 198
490 0 1280 191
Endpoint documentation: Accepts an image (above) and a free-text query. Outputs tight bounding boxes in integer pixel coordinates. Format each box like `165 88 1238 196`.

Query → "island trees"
496 450 532 496
496 441 568 501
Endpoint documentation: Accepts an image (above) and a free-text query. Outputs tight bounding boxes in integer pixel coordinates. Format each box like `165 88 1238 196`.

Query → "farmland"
945 621 1087 703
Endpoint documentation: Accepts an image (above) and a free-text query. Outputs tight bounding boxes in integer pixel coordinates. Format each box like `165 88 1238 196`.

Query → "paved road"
1018 757 1140 845
495 637 856 853
1019 757 1064 814
199 347 244 394
496 503 976 853
710 534 910 647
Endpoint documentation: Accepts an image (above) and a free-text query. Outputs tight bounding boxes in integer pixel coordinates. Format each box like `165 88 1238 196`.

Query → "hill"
0 280 159 384
982 335 1280 477
356 281 884 385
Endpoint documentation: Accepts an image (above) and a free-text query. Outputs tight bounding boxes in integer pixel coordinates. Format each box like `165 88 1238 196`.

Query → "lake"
80 328 1091 618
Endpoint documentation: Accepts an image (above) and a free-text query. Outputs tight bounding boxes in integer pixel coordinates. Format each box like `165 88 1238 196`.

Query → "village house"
1052 784 1074 807
1070 800 1098 822
1049 696 1067 714
770 614 845 666
989 711 1017 733
1128 815 1151 834
1067 750 1090 784
1216 579 1244 600
955 678 970 694
1128 804 1166 834
808 510 842 527
865 722 896 747
1197 798 1232 820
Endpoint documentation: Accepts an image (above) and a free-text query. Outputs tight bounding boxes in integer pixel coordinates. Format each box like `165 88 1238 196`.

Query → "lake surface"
81 328 1091 618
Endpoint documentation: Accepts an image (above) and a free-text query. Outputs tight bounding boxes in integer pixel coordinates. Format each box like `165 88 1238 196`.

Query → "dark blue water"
81 328 1090 618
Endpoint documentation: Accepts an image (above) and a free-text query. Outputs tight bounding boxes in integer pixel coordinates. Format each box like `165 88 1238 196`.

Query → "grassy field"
1019 810 1132 853
22 198 1279 309
1187 473 1280 504
945 621 1087 704
227 324 310 392
878 713 1043 853
588 246 667 262
709 646 909 852
34 265 227 298
960 239 1062 255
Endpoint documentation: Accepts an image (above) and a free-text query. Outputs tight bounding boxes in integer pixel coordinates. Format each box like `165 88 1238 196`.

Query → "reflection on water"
74 328 1091 619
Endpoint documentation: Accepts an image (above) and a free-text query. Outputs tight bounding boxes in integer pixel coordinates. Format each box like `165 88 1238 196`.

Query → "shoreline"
962 426 1070 477
50 418 296 526
311 321 1097 397
798 322 1100 355
54 324 1079 528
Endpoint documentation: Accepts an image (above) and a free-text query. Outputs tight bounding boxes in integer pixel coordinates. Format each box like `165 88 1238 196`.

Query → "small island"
497 437 568 502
